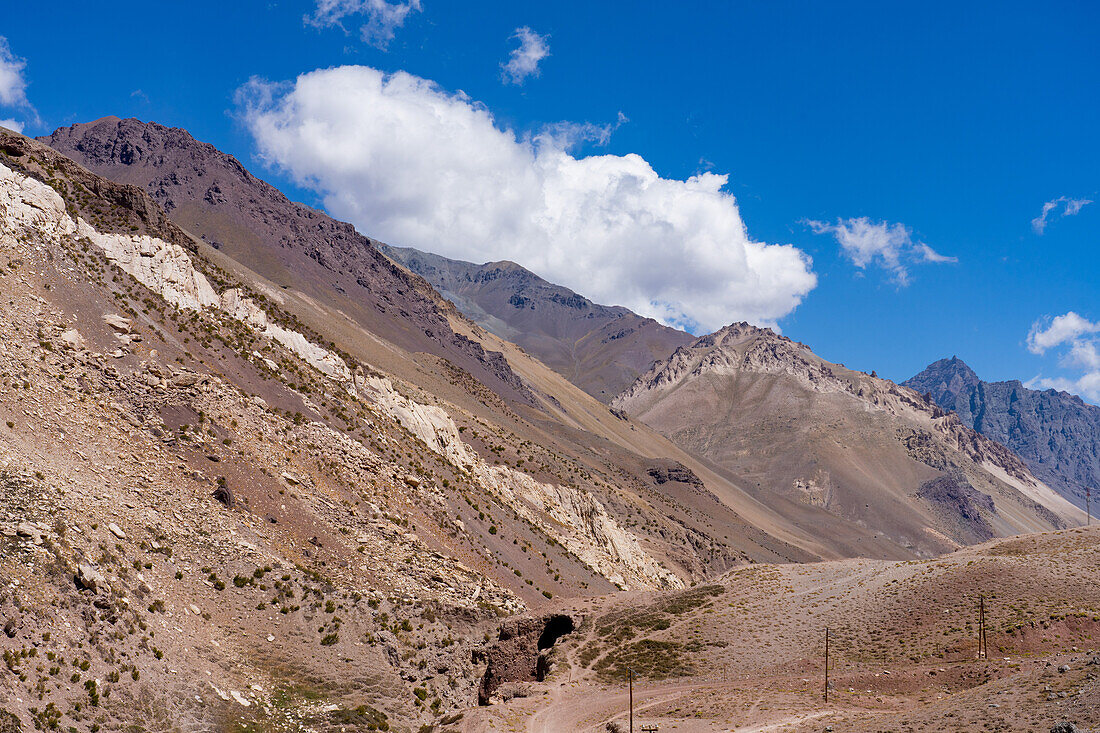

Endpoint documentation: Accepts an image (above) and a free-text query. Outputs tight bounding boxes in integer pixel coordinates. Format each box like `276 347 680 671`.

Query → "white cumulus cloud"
306 0 421 48
805 217 955 285
0 37 34 129
1027 312 1100 354
236 65 816 333
1031 196 1092 234
502 27 550 85
1026 312 1100 403
0 38 28 108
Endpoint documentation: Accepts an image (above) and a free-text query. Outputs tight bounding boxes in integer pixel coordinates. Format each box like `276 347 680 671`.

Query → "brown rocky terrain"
614 322 1084 556
0 119 1088 731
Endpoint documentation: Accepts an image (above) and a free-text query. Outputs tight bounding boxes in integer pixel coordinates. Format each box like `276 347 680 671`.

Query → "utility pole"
1087 486 1091 526
824 627 830 702
977 595 988 659
627 666 635 733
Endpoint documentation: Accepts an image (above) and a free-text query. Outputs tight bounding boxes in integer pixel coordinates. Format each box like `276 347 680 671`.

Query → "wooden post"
628 667 634 733
1087 486 1091 526
977 595 987 659
824 627 830 702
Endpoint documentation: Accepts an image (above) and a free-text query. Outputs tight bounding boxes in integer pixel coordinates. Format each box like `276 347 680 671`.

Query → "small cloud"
1027 311 1100 354
805 216 954 285
305 0 421 49
916 242 957 264
502 27 550 85
0 37 28 108
1026 311 1100 404
131 89 150 103
1025 373 1100 404
0 118 22 133
1031 196 1092 234
537 112 626 151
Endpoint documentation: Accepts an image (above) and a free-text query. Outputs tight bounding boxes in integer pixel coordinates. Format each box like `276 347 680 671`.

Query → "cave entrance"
537 614 575 651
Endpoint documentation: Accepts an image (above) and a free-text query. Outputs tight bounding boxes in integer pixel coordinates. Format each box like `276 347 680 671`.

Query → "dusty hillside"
615 323 1084 556
0 123 932 730
468 526 1100 732
4 120 1087 730
906 356 1100 511
38 117 951 566
381 244 693 402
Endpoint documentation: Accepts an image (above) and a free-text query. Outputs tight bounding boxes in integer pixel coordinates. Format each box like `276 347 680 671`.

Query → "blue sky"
2 1 1098 399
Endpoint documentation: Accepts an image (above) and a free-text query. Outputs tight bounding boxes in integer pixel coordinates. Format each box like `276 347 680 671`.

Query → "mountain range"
0 116 1094 730
905 356 1100 511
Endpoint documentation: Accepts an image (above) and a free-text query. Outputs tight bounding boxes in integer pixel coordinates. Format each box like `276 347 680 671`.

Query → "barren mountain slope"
470 526 1100 732
381 244 694 402
0 125 946 729
39 117 945 566
40 116 538 409
615 323 1084 556
3 120 1088 730
906 356 1100 510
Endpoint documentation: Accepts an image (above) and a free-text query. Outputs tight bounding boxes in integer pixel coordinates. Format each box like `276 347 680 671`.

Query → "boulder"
212 485 233 507
15 523 41 544
102 314 131 333
3 617 19 638
76 563 106 593
59 328 85 350
1051 723 1080 733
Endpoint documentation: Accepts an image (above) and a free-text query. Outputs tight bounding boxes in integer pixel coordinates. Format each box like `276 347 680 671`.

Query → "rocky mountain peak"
905 358 1100 509
905 356 981 400
615 320 1066 509
381 244 693 400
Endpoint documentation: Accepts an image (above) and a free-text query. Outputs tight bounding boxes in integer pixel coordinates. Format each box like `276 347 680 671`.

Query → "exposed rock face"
647 462 704 488
40 117 537 407
915 474 995 543
615 322 1083 555
357 373 684 590
905 357 1100 509
0 157 356 391
478 614 576 705
382 245 694 401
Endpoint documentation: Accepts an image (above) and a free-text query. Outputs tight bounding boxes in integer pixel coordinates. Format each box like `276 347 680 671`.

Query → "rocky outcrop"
647 462 704 488
916 474 995 543
478 613 577 705
356 373 684 590
0 157 356 391
476 464 684 590
905 357 1100 510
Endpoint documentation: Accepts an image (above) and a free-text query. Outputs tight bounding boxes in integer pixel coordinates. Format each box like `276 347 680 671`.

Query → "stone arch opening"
537 614 575 651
